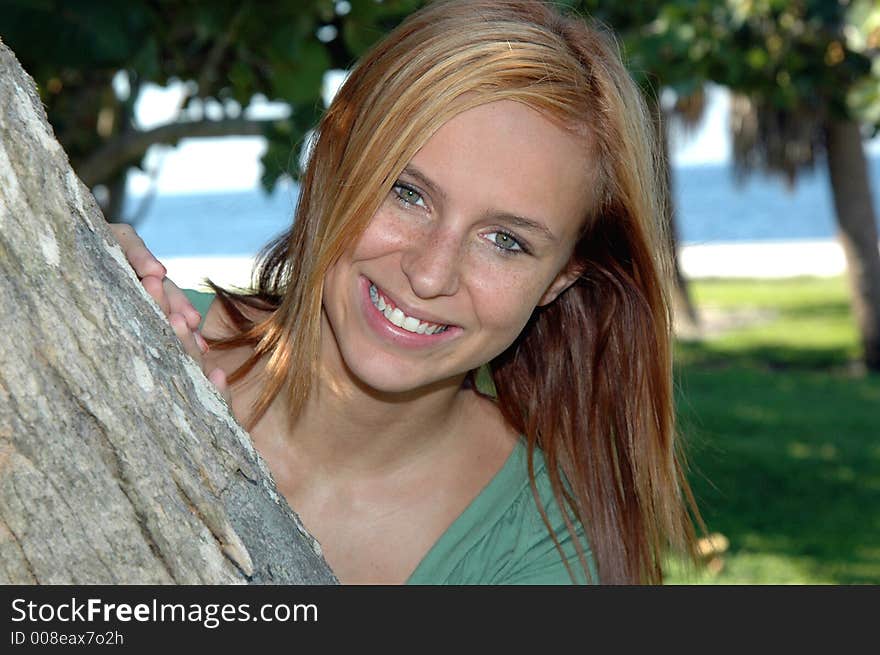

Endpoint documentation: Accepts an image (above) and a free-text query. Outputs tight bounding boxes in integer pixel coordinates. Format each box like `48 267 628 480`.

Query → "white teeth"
369 283 448 335
389 308 406 327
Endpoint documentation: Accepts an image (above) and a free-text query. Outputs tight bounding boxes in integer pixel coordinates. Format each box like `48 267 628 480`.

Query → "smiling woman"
114 0 703 584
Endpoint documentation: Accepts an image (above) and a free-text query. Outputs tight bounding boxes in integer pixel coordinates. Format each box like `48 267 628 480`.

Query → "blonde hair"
209 0 701 584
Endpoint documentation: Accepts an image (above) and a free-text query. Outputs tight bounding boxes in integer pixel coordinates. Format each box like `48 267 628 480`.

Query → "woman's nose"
400 226 462 299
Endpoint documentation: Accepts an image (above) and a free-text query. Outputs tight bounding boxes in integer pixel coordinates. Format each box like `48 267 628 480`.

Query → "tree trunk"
104 167 128 223
648 94 701 336
0 40 337 584
824 119 880 372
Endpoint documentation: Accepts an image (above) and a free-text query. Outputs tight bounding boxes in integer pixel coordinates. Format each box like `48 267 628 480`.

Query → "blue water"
130 154 880 259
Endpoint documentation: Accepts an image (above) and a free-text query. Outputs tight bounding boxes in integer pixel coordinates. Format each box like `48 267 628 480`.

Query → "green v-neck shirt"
184 289 596 584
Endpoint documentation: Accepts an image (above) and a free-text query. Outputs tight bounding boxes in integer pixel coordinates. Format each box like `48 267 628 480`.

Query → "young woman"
114 0 702 584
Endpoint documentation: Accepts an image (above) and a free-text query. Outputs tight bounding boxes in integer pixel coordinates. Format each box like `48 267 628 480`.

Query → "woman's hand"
110 224 200 328
109 223 231 404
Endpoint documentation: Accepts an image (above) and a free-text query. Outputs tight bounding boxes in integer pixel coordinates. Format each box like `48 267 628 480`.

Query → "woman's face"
322 100 595 394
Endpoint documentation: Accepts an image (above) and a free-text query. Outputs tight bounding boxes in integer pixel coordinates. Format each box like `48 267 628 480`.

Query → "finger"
130 248 166 281
166 279 201 330
142 275 171 317
207 367 233 406
169 313 204 364
109 223 166 279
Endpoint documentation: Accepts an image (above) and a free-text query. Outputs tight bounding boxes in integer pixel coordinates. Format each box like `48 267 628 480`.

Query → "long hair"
207 0 702 584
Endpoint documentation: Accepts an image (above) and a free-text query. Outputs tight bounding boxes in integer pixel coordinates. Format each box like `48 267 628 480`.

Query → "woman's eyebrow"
492 213 557 242
401 165 446 201
402 164 557 242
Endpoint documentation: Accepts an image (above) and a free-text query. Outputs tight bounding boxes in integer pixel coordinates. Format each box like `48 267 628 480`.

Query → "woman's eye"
392 183 426 208
485 231 525 254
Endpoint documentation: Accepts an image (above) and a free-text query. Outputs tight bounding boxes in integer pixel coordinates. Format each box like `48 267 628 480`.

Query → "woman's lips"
360 276 460 348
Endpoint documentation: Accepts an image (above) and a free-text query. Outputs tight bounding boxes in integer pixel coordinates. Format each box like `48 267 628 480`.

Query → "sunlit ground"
664 276 880 584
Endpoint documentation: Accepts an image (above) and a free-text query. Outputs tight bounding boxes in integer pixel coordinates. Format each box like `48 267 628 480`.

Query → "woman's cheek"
358 206 424 256
471 274 546 333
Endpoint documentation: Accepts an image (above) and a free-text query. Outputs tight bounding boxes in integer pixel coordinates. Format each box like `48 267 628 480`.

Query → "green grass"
664 276 880 585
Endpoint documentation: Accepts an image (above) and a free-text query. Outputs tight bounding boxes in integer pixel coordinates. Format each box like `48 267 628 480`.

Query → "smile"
368 282 449 335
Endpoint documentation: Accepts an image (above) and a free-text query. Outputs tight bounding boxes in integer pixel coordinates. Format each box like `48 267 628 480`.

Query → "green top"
184 289 597 585
406 436 596 584
186 288 217 322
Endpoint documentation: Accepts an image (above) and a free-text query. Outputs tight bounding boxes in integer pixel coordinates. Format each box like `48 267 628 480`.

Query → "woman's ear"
537 260 585 306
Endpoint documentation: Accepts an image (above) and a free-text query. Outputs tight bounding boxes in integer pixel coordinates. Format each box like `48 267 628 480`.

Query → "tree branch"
76 117 284 188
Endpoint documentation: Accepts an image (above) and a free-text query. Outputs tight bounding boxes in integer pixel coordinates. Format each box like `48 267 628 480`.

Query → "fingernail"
194 331 209 354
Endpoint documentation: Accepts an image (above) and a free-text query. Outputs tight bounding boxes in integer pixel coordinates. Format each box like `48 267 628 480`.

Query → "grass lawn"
664 276 880 584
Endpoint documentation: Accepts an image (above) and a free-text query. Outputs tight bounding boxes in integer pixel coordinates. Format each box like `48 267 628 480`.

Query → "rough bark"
0 40 338 584
824 119 880 372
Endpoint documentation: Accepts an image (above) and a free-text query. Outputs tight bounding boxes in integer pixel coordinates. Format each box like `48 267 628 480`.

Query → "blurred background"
2 0 878 583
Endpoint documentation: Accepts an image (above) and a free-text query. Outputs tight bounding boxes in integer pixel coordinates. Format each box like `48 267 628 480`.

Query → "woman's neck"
290 370 471 477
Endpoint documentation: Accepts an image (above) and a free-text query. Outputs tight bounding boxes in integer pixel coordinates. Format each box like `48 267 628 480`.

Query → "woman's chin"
343 358 463 398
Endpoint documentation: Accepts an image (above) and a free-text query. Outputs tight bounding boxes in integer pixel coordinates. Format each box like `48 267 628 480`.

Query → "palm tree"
723 0 880 372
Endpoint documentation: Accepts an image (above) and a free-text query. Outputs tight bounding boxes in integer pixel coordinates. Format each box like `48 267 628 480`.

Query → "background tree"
566 0 727 334
0 0 420 222
710 0 880 372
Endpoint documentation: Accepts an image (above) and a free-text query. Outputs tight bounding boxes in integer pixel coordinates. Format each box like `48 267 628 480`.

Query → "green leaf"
270 38 330 105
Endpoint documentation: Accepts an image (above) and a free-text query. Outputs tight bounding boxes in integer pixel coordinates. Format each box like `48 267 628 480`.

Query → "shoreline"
677 238 854 280
162 237 861 291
